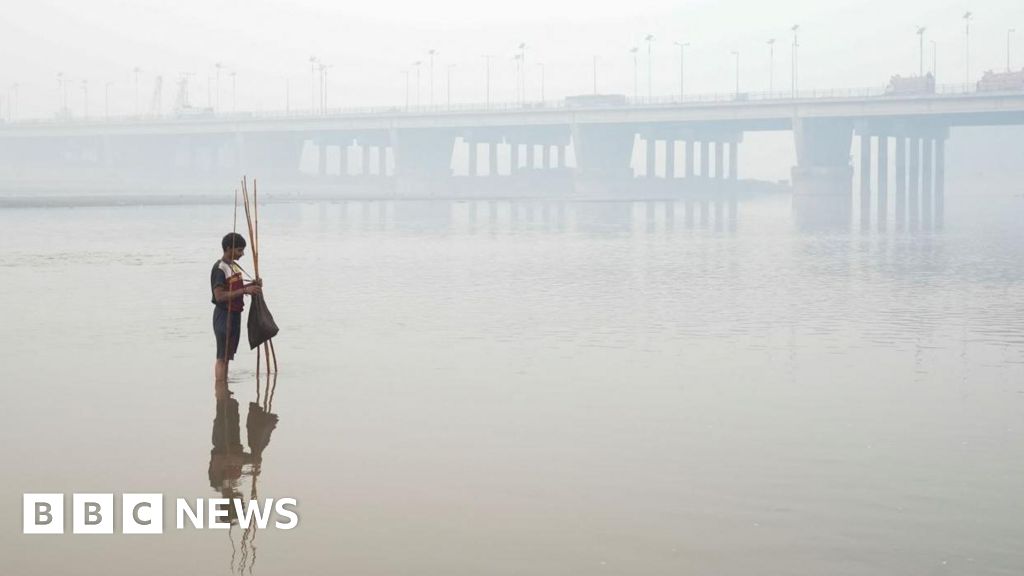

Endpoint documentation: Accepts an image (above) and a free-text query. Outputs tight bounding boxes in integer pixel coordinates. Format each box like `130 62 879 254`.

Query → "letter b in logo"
73 494 113 534
23 494 64 534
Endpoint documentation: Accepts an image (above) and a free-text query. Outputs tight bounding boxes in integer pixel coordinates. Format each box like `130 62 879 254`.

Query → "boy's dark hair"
222 232 247 251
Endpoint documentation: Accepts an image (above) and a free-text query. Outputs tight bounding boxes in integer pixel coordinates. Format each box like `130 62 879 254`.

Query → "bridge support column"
895 136 906 228
859 134 871 229
378 145 387 176
909 137 920 228
339 143 349 176
318 141 328 176
728 141 738 180
646 138 656 178
538 144 548 170
922 138 933 229
935 138 945 228
361 143 370 176
489 142 499 176
701 141 710 178
527 144 536 169
686 140 695 178
570 124 635 181
714 141 724 179
510 142 519 174
877 136 888 229
666 140 676 178
468 140 478 176
791 117 854 228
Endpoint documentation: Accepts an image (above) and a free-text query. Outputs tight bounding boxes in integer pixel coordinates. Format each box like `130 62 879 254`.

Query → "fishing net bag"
247 292 280 349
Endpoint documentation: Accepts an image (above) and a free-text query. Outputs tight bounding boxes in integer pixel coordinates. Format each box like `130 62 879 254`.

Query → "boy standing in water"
212 232 262 390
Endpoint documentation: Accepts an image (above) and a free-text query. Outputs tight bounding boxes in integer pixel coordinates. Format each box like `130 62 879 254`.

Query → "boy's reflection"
207 377 280 573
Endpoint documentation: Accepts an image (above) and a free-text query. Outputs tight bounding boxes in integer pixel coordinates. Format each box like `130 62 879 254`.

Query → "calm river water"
0 193 1022 575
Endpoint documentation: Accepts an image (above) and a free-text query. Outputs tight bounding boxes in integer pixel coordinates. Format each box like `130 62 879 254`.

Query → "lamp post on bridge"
1009 29 1017 72
447 64 455 110
81 80 88 119
413 60 422 108
731 50 740 97
916 26 927 77
931 40 938 80
767 38 775 95
791 24 800 97
963 11 973 89
674 41 689 100
308 56 319 113
402 70 410 111
428 49 437 107
482 55 493 107
536 62 545 102
645 34 654 102
132 66 141 115
104 81 112 119
630 46 639 101
214 62 224 111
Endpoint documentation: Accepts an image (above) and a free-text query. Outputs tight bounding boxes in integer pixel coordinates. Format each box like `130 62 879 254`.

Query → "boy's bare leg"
214 359 231 399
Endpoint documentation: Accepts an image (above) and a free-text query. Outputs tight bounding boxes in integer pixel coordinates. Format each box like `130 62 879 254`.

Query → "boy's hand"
244 285 262 295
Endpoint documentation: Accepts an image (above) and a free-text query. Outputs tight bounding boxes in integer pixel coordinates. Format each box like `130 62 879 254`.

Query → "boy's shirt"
211 259 245 312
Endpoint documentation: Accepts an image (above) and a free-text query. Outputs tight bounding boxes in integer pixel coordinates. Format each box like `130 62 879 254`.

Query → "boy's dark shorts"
214 308 242 360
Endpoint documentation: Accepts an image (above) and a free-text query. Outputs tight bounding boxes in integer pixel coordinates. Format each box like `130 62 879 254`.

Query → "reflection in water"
209 372 279 574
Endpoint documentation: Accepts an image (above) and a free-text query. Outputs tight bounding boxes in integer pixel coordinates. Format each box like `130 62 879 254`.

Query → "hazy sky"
1 0 1021 118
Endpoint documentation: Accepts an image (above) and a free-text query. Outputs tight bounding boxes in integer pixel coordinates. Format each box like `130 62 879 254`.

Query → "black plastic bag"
247 292 280 349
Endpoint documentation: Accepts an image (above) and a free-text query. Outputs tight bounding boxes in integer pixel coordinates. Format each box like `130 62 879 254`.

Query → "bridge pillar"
393 128 457 180
791 117 854 228
714 141 724 179
666 140 676 178
922 138 933 229
701 140 710 178
686 140 695 178
859 134 871 229
339 143 349 176
317 140 328 176
538 144 547 170
378 145 387 176
877 136 888 229
728 141 738 180
570 124 634 180
361 143 370 176
510 141 519 174
935 138 945 228
895 136 906 228
646 138 656 178
468 140 478 176
489 142 499 176
527 144 536 169
909 137 920 228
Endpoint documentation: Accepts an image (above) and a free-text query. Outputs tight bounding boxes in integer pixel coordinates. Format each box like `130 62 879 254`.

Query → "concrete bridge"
1 88 1023 225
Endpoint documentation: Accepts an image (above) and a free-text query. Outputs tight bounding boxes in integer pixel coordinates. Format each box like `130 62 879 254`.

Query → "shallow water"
1 194 1022 575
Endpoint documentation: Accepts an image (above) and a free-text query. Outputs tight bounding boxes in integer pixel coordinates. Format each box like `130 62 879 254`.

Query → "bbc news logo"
23 494 298 534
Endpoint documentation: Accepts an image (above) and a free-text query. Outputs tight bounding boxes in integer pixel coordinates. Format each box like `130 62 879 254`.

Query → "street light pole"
931 40 938 80
767 38 776 95
791 24 800 96
916 26 926 77
630 46 639 101
414 60 422 107
731 51 740 96
230 71 237 112
593 55 598 94
674 41 688 100
215 62 224 111
482 55 493 107
536 63 545 102
518 43 527 104
963 12 973 88
81 80 88 118
645 34 655 101
428 49 437 107
447 64 455 109
1009 29 1017 72
402 70 409 111
133 66 141 115
309 56 319 113
105 81 112 118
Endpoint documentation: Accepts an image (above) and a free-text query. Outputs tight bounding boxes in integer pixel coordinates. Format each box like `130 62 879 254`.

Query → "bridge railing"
0 83 1010 127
